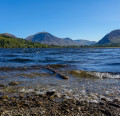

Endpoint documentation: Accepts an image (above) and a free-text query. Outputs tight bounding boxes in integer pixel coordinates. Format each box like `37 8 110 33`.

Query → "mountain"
26 32 96 46
0 33 17 38
97 30 120 45
26 32 67 46
75 40 96 45
0 34 55 48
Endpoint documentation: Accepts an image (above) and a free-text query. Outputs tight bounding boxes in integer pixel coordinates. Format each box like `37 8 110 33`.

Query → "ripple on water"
8 58 33 63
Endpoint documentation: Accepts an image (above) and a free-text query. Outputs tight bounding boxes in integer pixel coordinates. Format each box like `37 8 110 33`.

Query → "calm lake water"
0 48 120 102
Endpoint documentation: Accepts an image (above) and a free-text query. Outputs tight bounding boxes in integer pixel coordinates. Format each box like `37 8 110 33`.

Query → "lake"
0 48 120 102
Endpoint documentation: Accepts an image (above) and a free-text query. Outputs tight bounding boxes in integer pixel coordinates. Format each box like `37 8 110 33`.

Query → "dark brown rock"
8 81 19 86
46 91 55 96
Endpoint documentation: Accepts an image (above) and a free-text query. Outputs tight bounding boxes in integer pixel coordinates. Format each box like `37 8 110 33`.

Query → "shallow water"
0 48 120 102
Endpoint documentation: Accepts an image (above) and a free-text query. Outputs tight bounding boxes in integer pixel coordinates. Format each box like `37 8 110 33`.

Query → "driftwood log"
30 65 69 79
45 66 69 79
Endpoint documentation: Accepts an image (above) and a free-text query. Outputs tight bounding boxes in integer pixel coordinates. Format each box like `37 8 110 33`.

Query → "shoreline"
0 64 120 115
0 91 120 116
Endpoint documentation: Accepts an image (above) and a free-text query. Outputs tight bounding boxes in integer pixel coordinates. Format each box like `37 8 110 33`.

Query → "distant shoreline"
0 46 120 48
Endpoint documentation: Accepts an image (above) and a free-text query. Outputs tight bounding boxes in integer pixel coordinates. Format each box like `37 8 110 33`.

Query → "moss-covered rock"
69 70 95 78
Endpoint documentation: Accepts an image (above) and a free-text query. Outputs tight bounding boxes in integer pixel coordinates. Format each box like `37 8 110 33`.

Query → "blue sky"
0 0 120 41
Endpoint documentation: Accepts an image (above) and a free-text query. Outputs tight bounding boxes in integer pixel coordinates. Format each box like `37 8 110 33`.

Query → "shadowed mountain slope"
97 30 120 44
26 32 96 46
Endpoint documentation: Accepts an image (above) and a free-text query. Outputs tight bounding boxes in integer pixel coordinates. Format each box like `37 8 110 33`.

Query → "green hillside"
0 36 57 48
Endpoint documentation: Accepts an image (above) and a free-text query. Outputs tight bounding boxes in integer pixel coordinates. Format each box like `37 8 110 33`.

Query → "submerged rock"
0 84 5 87
8 81 19 86
69 70 95 78
48 64 67 69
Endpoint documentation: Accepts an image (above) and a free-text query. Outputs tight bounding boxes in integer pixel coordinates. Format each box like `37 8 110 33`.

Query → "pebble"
0 84 5 87
0 95 9 100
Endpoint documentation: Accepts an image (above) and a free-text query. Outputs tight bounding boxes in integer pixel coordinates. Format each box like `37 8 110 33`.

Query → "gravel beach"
0 91 120 116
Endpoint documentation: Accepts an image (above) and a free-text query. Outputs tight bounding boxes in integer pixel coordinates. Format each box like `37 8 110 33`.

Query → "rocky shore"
0 65 120 116
0 91 120 116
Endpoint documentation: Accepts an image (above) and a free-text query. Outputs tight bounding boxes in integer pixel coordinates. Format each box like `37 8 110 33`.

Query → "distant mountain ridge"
26 32 96 46
97 29 120 44
74 40 96 45
1 30 120 46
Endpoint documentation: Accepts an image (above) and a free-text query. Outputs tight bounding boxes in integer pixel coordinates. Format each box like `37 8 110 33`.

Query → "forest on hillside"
0 36 58 48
